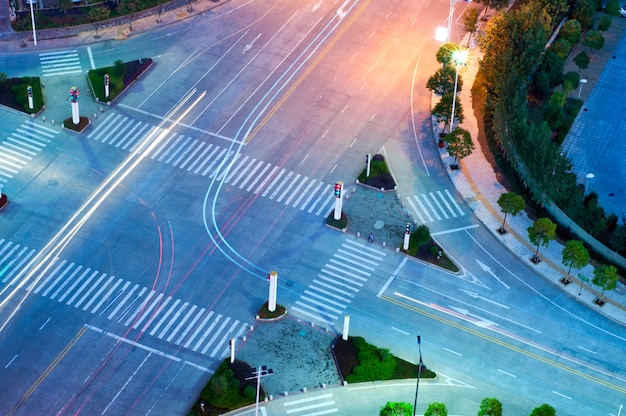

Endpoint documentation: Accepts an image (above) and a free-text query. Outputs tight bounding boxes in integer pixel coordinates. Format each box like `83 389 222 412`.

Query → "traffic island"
63 116 90 133
0 193 8 210
257 301 286 321
326 210 348 232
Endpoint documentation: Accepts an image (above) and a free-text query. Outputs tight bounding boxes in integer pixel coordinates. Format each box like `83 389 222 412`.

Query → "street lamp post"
578 78 588 99
449 49 468 134
246 365 273 416
27 0 37 46
412 336 425 416
584 172 594 200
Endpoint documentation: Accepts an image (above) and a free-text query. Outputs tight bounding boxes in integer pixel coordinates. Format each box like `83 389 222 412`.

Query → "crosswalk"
0 239 249 359
0 121 57 185
291 238 386 325
281 392 338 415
39 50 82 77
406 189 465 224
88 113 337 217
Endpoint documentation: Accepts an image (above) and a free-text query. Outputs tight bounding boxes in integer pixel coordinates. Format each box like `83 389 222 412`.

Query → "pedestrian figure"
368 232 374 243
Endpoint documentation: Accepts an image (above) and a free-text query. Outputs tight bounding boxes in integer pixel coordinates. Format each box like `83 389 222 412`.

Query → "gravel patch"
236 315 341 396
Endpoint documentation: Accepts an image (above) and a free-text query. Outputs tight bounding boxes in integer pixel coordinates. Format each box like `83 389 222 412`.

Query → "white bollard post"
230 337 236 363
403 223 411 251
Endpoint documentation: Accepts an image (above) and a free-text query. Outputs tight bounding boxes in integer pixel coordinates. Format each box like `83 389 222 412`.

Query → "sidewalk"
437 26 626 326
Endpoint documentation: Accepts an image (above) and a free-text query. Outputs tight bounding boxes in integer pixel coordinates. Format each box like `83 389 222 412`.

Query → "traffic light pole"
333 181 343 221
268 271 278 312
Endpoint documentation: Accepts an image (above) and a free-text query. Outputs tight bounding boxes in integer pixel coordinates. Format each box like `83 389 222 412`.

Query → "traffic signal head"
26 86 32 97
405 223 411 234
334 183 341 197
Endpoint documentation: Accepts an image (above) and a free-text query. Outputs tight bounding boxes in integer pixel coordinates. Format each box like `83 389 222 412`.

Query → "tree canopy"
424 402 448 416
478 398 503 416
592 264 618 298
380 402 413 416
527 217 556 260
561 240 589 280
444 127 474 167
497 192 525 231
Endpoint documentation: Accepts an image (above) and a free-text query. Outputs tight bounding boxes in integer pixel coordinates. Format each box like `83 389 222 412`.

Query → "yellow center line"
245 0 373 143
381 295 626 395
7 325 89 415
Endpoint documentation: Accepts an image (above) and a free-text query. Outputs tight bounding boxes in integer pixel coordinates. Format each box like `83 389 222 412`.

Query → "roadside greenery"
0 72 44 114
476 0 625 279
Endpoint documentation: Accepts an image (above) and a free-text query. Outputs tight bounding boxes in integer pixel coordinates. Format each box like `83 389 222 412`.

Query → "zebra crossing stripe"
445 189 465 216
215 153 242 181
179 141 205 170
171 137 196 166
201 147 227 176
108 283 139 320
118 286 147 323
230 157 256 186
3 248 35 285
308 184 331 213
293 303 338 321
152 132 178 160
437 190 457 218
321 268 365 287
158 300 188 338
82 274 115 311
429 192 449 219
192 313 222 352
40 261 74 297
99 280 130 316
75 272 107 309
316 273 360 291
126 289 156 327
175 307 206 345
269 170 292 200
100 116 128 145
33 258 66 293
145 296 174 335
167 304 197 342
204 316 230 356
302 291 347 309
245 163 271 192
224 154 249 183
188 144 214 172
288 177 312 207
299 181 322 210
184 310 215 349
91 277 124 314
276 172 300 202
134 292 165 330
336 248 380 267
325 263 370 282
261 167 286 197
329 254 375 273
306 286 352 303
255 165 280 195
312 279 356 298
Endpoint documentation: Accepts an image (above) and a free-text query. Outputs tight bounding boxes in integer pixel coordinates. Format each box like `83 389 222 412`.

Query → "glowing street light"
449 49 468 133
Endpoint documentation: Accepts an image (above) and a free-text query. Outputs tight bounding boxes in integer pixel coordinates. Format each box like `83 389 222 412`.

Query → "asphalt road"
0 0 624 415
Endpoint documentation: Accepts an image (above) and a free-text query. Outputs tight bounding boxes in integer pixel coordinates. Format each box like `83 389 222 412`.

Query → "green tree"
474 0 508 15
609 224 626 255
497 192 525 232
592 264 618 300
424 402 448 416
436 42 460 67
573 51 590 71
583 30 605 50
463 7 479 46
411 224 431 249
550 38 571 61
0 72 7 85
427 66 459 96
444 127 474 168
560 19 582 44
478 397 502 416
432 93 464 133
598 14 611 31
561 240 589 283
544 90 567 131
380 402 413 416
604 0 621 15
88 5 111 22
572 0 597 30
112 59 127 77
58 0 73 14
527 217 556 262
530 404 556 416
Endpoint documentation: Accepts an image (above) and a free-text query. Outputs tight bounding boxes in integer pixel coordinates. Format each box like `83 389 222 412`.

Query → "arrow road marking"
460 289 509 309
450 306 498 328
243 33 262 53
312 0 322 12
476 259 509 289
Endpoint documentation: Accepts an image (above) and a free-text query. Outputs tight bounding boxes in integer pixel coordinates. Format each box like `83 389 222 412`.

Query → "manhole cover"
298 330 307 337
374 220 384 229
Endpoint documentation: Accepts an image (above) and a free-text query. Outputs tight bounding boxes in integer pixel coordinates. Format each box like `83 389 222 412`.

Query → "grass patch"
87 58 153 102
334 336 436 383
357 154 396 190
0 76 44 114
